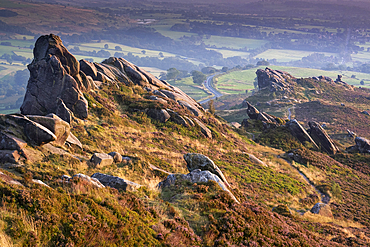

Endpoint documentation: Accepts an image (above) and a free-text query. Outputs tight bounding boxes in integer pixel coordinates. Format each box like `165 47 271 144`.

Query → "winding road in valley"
198 74 223 104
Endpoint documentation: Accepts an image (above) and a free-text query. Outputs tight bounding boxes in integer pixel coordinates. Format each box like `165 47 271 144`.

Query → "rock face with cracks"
308 121 339 155
21 34 88 123
256 67 295 92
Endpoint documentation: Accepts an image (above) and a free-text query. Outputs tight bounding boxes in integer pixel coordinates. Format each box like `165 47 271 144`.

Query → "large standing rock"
91 173 141 191
308 121 339 154
158 169 239 203
245 101 260 119
90 153 114 168
27 114 70 146
20 34 88 123
310 203 333 218
355 137 370 153
256 67 295 92
183 153 230 187
286 120 319 149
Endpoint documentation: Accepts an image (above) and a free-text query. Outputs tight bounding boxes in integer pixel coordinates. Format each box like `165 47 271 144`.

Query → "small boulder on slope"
91 173 141 191
158 169 239 203
184 153 230 187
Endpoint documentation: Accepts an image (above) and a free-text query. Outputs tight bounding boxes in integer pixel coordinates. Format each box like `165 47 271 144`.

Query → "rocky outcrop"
245 101 260 119
310 203 333 218
80 56 205 119
0 150 21 164
184 153 230 187
20 34 88 123
90 153 114 168
286 120 319 150
308 121 339 155
0 132 27 152
0 114 56 147
256 67 295 92
167 109 189 127
159 169 239 203
27 114 70 146
354 137 370 153
91 173 141 191
241 119 249 128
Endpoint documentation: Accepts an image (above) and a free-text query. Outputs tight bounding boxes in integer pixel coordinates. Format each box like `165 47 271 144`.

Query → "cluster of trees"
115 52 200 72
0 69 28 97
0 53 31 65
68 47 111 58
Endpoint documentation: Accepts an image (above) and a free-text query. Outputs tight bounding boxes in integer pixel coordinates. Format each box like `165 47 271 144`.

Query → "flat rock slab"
72 173 105 188
91 173 141 191
0 171 23 186
27 114 70 146
0 132 27 151
90 153 114 168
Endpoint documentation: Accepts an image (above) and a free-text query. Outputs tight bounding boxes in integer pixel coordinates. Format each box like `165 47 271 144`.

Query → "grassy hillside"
1 59 370 245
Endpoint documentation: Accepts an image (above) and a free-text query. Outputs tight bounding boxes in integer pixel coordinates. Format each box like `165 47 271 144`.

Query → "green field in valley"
214 65 370 95
203 36 267 50
207 48 250 59
255 49 337 62
168 77 210 101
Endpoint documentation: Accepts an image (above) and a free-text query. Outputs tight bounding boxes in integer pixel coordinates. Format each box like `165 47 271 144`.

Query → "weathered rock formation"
354 137 370 153
0 114 56 148
308 121 339 155
245 101 260 119
286 120 319 150
184 153 230 187
19 34 212 140
21 34 89 123
27 114 70 146
245 101 280 126
256 67 295 92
